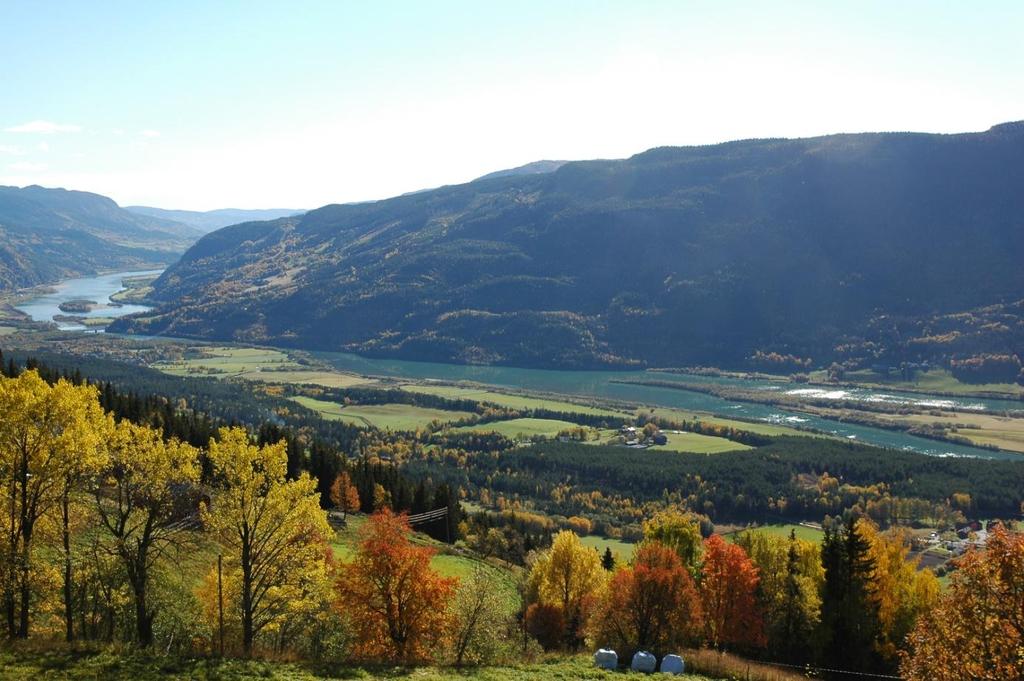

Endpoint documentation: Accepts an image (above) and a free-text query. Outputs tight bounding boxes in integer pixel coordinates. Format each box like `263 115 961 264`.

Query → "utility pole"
218 554 224 657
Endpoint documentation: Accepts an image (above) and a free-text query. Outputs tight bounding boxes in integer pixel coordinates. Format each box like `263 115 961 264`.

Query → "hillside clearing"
725 523 825 544
579 535 636 562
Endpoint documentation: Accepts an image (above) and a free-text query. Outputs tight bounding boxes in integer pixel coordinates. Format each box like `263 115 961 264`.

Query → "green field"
823 367 1024 398
637 407 809 437
725 523 825 544
651 431 752 454
157 346 303 376
155 346 372 388
579 534 636 562
454 418 581 439
0 650 713 680
589 429 750 454
0 326 17 336
81 316 116 328
403 384 628 417
292 396 473 430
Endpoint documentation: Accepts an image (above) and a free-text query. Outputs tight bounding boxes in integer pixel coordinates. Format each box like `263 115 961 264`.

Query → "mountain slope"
115 123 1024 369
0 185 202 291
473 159 568 182
124 206 305 233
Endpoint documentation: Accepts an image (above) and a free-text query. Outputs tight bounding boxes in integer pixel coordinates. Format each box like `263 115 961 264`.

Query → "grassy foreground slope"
0 650 715 680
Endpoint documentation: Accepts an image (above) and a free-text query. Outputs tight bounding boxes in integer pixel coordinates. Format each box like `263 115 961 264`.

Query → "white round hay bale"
631 650 657 673
660 653 685 675
594 648 618 670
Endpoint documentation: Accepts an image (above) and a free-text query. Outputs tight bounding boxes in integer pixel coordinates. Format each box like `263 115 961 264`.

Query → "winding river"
12 269 1021 461
313 351 1022 461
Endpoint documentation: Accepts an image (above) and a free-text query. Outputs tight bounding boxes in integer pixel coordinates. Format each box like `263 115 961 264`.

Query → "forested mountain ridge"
0 185 201 291
117 123 1024 369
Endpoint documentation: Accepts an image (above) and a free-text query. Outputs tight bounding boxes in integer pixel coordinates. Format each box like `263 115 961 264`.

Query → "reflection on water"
14 269 162 331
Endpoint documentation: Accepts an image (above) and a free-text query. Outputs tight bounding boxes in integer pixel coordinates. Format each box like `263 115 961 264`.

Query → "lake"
14 269 162 331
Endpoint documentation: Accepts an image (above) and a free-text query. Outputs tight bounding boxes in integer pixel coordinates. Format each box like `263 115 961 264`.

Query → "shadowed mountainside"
114 123 1024 369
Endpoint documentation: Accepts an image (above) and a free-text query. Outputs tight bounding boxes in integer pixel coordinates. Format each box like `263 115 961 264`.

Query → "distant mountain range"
124 206 305 233
0 185 203 291
105 123 1024 371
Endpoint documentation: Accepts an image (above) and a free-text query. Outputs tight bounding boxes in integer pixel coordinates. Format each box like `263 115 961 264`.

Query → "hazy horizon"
2 0 1022 210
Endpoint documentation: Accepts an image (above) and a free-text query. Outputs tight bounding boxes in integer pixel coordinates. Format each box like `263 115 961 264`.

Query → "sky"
0 1 1022 210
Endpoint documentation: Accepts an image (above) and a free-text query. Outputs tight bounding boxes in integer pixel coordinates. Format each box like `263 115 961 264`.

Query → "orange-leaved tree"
700 534 766 650
329 471 361 520
901 526 1024 680
589 541 703 657
335 508 457 662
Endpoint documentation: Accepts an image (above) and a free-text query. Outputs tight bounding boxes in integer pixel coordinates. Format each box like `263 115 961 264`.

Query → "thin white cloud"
0 145 26 155
7 161 48 172
37 141 49 152
139 129 161 138
4 120 82 134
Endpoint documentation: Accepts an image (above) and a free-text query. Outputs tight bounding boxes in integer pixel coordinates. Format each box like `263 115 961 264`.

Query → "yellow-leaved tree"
202 427 332 656
51 379 111 643
640 509 705 575
526 529 606 649
0 370 107 638
94 419 200 647
735 528 823 661
859 520 940 664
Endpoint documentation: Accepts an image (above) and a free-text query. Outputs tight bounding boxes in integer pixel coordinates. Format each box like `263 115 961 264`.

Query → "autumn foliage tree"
859 520 939 665
95 419 200 647
449 566 512 666
335 509 457 662
0 371 109 639
202 427 332 656
329 471 361 520
901 526 1024 680
523 603 565 651
526 530 606 649
589 541 703 657
641 509 704 575
50 379 111 643
736 529 823 662
700 534 765 650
